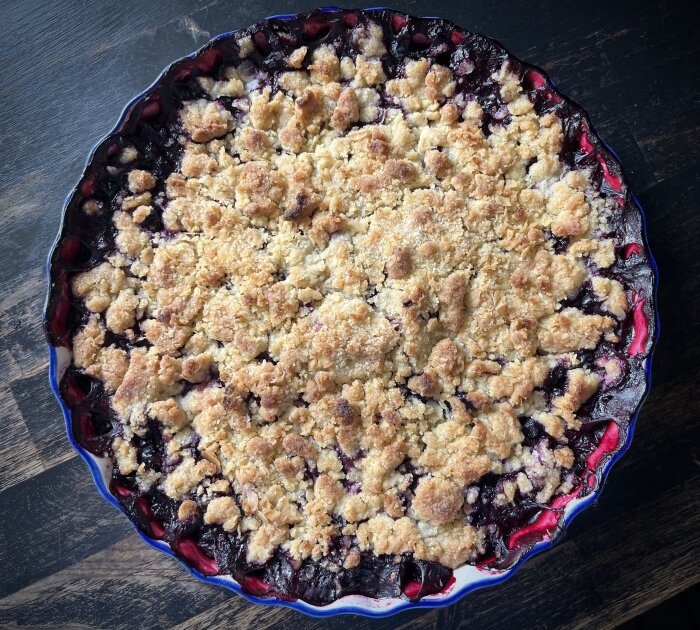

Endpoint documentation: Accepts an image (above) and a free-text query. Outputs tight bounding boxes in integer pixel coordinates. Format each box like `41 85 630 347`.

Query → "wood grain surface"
1 1 699 628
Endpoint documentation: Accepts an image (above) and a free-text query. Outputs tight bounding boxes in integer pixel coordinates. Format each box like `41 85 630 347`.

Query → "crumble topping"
68 19 631 573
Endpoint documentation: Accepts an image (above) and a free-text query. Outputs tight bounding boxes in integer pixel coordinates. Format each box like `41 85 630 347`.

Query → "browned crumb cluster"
71 21 627 570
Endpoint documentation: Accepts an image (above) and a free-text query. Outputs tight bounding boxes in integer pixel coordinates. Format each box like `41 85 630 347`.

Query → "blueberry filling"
543 228 569 254
542 364 570 401
134 420 167 472
59 369 115 453
560 280 609 315
519 416 551 447
118 498 453 605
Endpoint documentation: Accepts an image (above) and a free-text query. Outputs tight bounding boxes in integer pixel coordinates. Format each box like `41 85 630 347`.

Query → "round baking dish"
45 6 658 617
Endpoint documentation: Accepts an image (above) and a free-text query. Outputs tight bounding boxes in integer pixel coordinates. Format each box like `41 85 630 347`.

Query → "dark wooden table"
1 1 699 628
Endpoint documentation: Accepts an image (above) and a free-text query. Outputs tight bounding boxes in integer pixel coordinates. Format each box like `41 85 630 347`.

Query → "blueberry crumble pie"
46 8 655 606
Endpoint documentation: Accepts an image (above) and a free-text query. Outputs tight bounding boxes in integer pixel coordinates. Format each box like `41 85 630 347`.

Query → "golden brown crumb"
384 159 417 182
150 398 188 431
127 169 157 193
204 496 240 532
283 190 320 222
408 372 437 397
119 146 138 163
538 309 615 353
331 87 360 130
413 477 464 525
428 339 464 379
333 398 358 425
181 99 233 142
82 199 104 215
178 499 199 521
282 433 318 460
439 271 469 332
72 263 125 313
246 436 276 460
287 47 307 69
181 153 217 178
424 149 450 177
386 246 412 279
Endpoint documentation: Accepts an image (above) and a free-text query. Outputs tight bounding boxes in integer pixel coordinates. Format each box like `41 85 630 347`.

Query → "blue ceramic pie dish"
44 6 658 617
